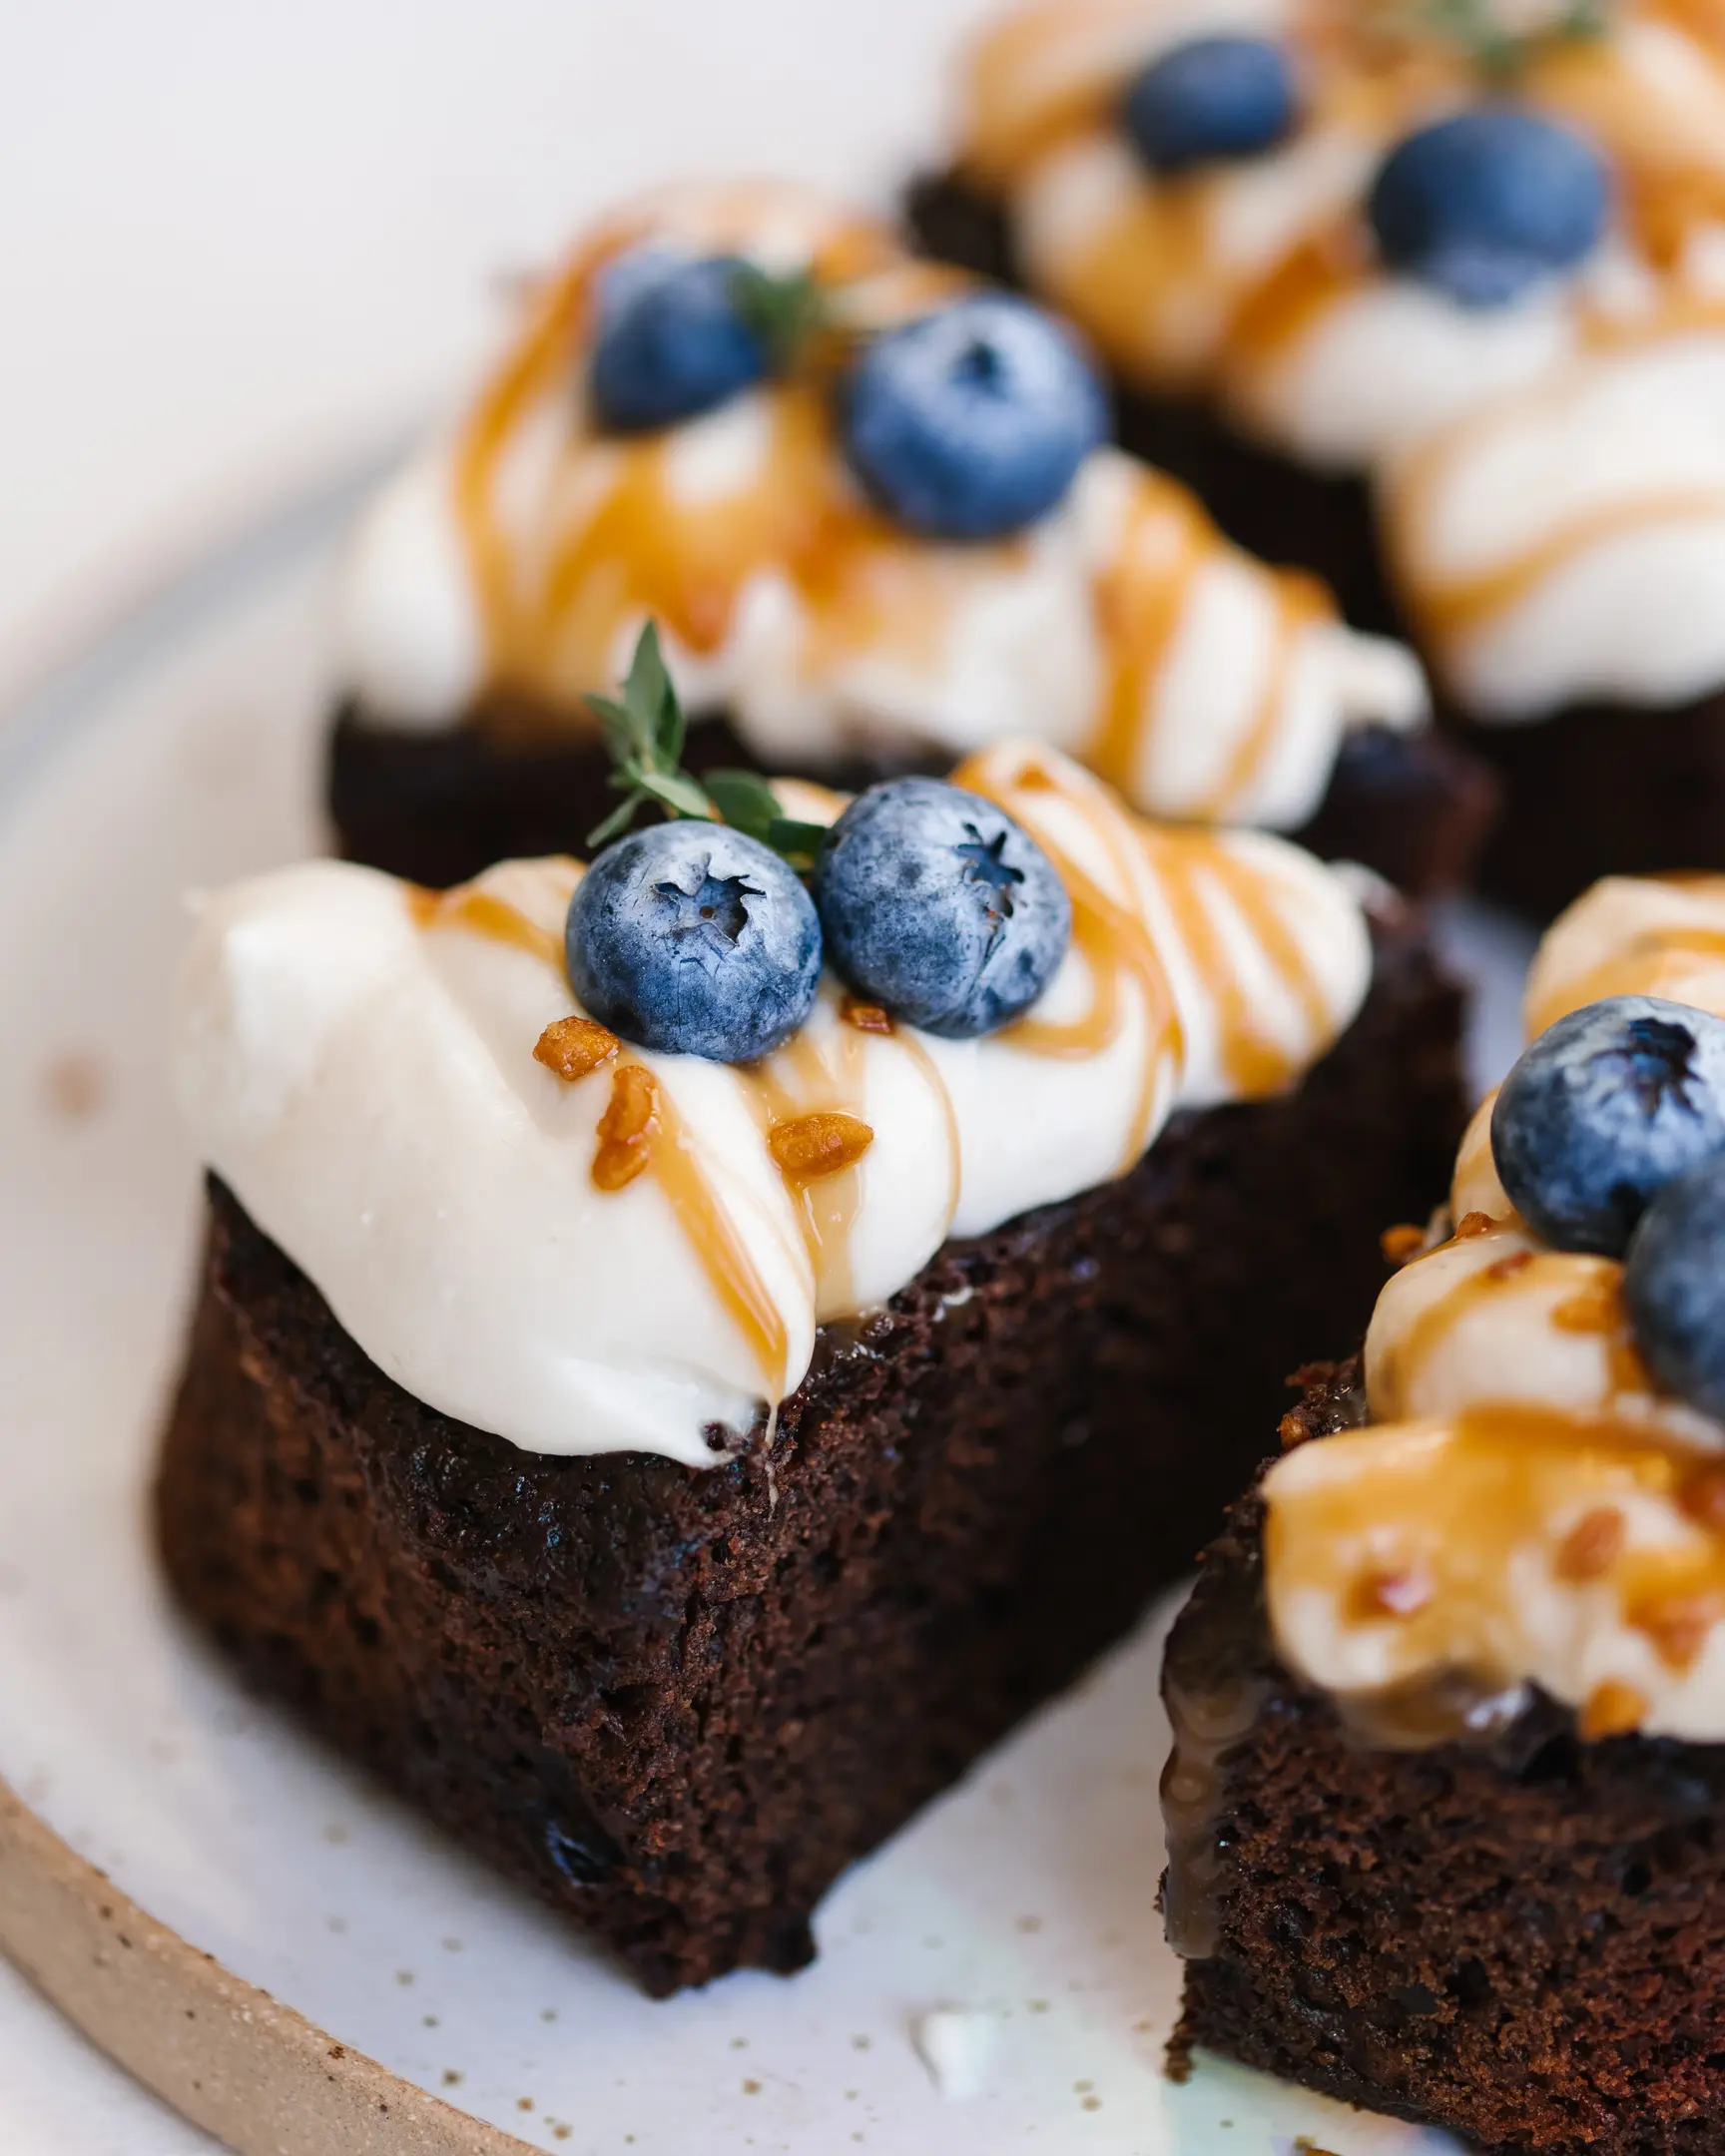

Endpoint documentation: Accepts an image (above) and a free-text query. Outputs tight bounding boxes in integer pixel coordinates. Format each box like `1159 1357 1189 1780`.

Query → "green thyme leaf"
703 768 785 844
1404 0 1610 72
584 622 830 868
765 817 829 873
729 261 830 372
587 793 648 848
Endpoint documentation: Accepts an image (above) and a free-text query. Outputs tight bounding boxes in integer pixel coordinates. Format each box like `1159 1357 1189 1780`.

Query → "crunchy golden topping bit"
769 1110 874 1183
1554 1505 1626 1583
841 997 895 1036
1380 1223 1426 1268
1551 1284 1623 1335
592 1065 660 1193
1630 1588 1725 1671
534 1015 620 1082
1580 1679 1647 1741
1277 1409 1307 1451
1350 1565 1435 1621
1679 1463 1725 1532
1487 1249 1534 1282
1454 1210 1498 1240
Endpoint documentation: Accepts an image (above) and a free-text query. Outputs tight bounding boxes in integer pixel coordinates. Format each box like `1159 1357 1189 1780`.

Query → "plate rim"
0 454 539 2156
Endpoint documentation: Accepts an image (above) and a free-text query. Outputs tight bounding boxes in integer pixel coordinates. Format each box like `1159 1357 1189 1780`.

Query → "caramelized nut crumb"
1453 1211 1498 1240
1552 1285 1623 1336
1380 1224 1426 1268
1277 1409 1306 1451
534 1015 620 1083
1351 1565 1434 1620
841 998 894 1036
1680 1463 1725 1531
1554 1506 1625 1582
592 1065 659 1193
1630 1588 1725 1671
1579 1679 1647 1740
769 1111 874 1182
1486 1250 1534 1282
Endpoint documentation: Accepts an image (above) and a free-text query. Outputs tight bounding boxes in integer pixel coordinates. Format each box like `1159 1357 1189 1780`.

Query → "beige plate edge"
0 1776 538 2156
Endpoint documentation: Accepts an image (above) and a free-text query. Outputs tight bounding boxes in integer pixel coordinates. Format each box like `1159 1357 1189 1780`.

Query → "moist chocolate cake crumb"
158 928 1462 1995
1165 1359 1725 2154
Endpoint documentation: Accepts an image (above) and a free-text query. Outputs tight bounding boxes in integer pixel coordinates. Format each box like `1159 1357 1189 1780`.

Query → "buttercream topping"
338 178 1424 832
1266 871 1725 1742
954 0 1725 718
176 744 1370 1467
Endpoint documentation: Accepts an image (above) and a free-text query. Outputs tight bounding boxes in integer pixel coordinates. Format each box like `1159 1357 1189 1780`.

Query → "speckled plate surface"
0 471 1529 2153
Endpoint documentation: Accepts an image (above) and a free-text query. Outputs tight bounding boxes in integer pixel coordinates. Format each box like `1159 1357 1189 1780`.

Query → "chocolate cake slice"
326 177 1491 897
911 2 1725 919
162 921 1458 1998
1163 872 1725 2147
1164 1366 1725 2156
158 740 1463 1995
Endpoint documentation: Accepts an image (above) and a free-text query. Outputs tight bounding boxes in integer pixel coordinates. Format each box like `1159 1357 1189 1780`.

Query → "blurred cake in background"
912 0 1725 914
328 179 1490 894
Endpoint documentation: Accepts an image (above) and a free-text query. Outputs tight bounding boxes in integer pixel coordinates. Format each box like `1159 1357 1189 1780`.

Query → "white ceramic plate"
0 471 1532 2153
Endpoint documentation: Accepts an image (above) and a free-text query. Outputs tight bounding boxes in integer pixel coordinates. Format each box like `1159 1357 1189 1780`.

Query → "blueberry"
839 294 1106 540
588 248 770 433
1490 996 1725 1256
1121 36 1298 175
566 820 821 1062
1624 1154 1725 1419
814 778 1071 1038
1367 109 1609 308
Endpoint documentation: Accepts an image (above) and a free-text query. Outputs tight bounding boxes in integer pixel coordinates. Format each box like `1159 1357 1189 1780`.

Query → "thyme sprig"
1403 0 1610 76
585 622 829 871
729 261 831 373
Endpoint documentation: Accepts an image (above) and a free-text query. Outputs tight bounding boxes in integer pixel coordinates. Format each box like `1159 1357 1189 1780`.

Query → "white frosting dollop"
336 178 1426 834
177 745 1371 1467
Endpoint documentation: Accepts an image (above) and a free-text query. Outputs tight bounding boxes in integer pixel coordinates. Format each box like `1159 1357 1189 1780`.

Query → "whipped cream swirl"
1265 871 1725 1744
338 178 1424 832
178 745 1370 1467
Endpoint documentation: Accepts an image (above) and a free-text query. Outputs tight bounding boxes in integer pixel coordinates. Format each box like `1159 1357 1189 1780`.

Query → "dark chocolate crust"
157 925 1463 1997
909 166 1725 924
1165 1364 1725 2154
328 699 1495 901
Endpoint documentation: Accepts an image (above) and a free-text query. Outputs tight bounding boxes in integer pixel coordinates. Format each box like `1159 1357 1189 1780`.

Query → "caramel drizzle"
410 873 793 1393
408 883 567 971
1399 486 1725 648
641 1068 793 1394
744 1021 874 1320
1086 472 1212 796
1147 828 1335 1097
1268 1403 1725 1719
1373 1240 1635 1421
1526 914 1725 1039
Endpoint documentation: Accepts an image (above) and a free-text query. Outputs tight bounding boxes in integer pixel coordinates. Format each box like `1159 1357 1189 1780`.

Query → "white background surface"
0 4 989 2146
